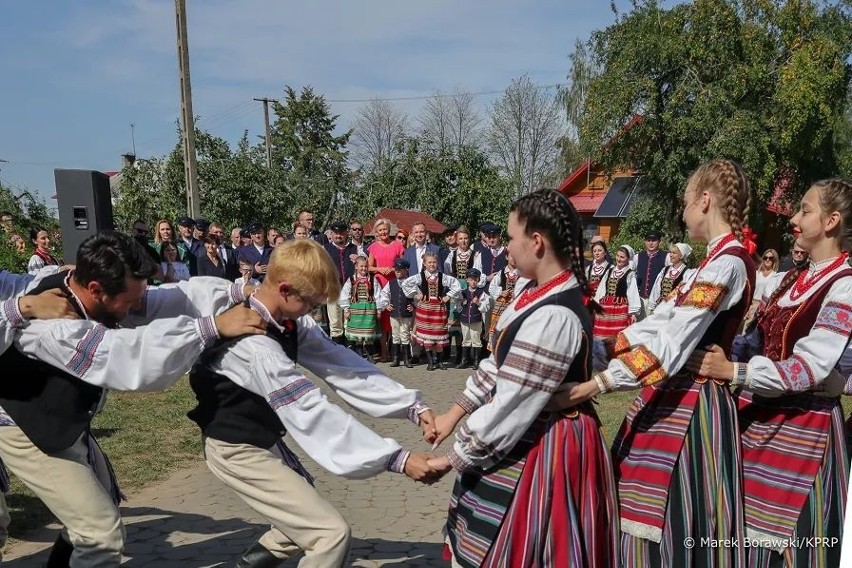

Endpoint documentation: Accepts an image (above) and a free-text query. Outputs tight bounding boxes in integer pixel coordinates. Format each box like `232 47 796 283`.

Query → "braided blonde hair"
687 159 751 241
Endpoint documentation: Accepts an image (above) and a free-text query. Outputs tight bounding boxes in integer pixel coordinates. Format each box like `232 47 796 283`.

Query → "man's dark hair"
74 233 158 296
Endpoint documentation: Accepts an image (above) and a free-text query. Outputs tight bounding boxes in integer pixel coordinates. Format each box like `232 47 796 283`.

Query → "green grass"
5 378 202 539
595 391 637 443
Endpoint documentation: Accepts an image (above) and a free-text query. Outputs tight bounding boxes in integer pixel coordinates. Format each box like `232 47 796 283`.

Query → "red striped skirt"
593 295 630 339
413 297 449 349
445 408 619 567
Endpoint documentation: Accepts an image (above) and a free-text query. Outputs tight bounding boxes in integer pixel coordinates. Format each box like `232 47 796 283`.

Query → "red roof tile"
365 209 446 235
568 192 607 214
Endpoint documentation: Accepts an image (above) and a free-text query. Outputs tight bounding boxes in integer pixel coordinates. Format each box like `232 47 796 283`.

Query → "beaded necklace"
789 252 849 301
515 270 570 310
698 232 737 270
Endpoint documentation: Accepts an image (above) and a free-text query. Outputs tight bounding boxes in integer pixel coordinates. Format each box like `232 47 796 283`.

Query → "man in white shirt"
403 222 440 273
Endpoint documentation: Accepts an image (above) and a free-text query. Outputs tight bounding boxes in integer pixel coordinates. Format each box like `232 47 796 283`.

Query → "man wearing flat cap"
324 221 359 345
176 216 202 275
634 230 667 317
474 222 507 283
237 222 273 281
438 225 458 266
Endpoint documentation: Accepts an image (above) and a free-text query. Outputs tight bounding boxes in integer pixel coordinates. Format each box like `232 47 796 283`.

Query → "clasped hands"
403 406 464 484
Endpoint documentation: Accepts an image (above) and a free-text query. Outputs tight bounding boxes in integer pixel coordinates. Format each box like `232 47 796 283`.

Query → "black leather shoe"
235 542 282 568
44 534 73 568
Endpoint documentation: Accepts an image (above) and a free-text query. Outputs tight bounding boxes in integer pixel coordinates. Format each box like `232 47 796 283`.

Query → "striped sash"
612 374 702 542
737 390 837 544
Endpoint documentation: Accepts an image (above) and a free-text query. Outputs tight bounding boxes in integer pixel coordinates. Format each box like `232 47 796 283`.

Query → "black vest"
387 279 413 318
493 287 592 387
476 243 508 276
459 287 486 324
418 271 446 299
187 315 298 449
0 272 105 454
604 267 633 298
636 251 667 298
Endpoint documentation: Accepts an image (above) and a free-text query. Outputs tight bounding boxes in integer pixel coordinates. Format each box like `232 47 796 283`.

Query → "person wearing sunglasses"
348 221 367 257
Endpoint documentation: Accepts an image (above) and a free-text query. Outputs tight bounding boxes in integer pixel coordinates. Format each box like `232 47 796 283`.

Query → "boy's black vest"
493 286 592 388
188 311 298 449
636 250 667 298
459 287 486 324
387 279 413 318
0 272 104 454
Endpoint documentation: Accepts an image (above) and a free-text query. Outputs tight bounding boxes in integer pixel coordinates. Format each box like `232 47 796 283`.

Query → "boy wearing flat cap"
376 258 415 368
455 267 492 368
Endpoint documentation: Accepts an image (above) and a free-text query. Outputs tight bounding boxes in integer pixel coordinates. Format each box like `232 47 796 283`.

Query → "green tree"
269 86 352 229
577 0 852 240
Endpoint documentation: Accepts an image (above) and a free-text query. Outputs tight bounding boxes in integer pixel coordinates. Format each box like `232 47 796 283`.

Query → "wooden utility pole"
254 97 274 168
175 0 200 217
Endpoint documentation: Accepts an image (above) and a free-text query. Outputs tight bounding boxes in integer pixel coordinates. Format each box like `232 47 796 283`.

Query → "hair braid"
510 189 590 297
689 159 751 241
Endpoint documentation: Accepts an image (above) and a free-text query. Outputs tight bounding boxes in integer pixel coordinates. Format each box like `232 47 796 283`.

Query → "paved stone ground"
3 361 467 567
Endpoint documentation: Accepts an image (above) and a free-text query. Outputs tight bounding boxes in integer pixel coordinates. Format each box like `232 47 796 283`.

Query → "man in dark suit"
438 225 457 267
209 222 239 281
237 222 273 280
634 230 667 317
403 222 440 273
176 216 201 276
324 221 358 344
298 210 329 246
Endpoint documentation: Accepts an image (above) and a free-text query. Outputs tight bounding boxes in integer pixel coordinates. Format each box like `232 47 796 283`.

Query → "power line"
321 83 566 104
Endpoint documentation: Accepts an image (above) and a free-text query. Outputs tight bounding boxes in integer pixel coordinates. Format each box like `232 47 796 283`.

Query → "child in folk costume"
427 189 619 567
376 258 415 368
184 240 441 567
689 178 852 568
455 268 492 369
402 251 462 371
592 245 641 341
559 159 755 567
486 253 529 351
647 242 694 312
445 226 487 366
586 240 611 297
339 256 379 359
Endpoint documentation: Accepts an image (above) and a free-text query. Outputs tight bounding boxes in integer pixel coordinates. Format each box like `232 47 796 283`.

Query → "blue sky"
0 0 636 204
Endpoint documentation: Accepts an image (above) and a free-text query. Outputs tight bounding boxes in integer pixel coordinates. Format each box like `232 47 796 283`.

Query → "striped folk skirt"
618 380 746 567
445 408 619 567
738 394 847 568
592 295 630 340
414 297 450 349
345 301 379 342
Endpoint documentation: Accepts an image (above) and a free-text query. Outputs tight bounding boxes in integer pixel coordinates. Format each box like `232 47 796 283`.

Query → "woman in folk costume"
592 244 641 341
428 189 619 568
339 256 380 359
402 251 462 371
27 228 60 275
688 178 852 568
559 159 755 567
486 252 529 351
586 240 612 297
647 242 694 312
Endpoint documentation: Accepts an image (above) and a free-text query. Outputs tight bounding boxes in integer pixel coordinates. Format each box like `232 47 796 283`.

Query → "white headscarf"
618 244 635 260
674 243 692 260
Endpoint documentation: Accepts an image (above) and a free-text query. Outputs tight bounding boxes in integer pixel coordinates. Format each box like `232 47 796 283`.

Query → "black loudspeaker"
54 169 115 262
